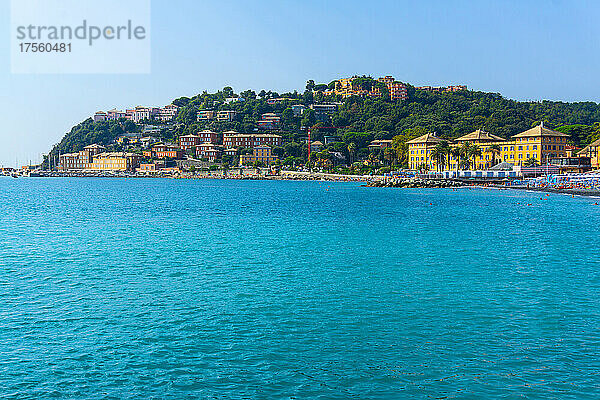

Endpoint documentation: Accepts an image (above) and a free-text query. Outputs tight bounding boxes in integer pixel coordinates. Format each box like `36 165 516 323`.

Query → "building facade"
87 152 142 171
58 144 106 170
578 138 600 169
408 123 569 170
257 113 281 130
144 144 185 159
195 143 221 162
217 111 237 122
377 76 408 101
223 134 282 149
240 145 278 166
93 104 178 123
179 134 202 150
197 110 216 121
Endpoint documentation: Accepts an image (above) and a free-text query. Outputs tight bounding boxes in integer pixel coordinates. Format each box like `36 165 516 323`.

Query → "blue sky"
1 0 599 167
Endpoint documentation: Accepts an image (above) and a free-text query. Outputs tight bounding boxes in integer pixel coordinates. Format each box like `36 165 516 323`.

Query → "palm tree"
469 145 482 170
439 141 452 171
458 142 472 170
451 147 462 174
347 142 356 164
524 157 539 167
488 144 501 167
430 144 445 172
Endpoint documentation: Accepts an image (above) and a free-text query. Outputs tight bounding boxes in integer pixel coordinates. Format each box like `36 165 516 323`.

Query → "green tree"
306 80 315 92
524 157 539 167
469 145 482 170
301 108 316 128
488 144 502 167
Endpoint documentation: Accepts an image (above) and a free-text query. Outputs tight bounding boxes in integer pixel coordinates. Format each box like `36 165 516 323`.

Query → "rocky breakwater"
366 178 466 188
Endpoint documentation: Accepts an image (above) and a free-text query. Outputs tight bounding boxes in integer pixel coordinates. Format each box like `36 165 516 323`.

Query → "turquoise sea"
0 177 599 399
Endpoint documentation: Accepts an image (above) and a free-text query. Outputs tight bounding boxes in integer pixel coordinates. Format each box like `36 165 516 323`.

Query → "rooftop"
95 152 138 159
406 133 445 145
512 123 570 139
456 129 505 142
226 133 282 138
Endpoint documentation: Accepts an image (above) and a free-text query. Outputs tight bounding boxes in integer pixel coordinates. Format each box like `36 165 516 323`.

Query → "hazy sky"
1 0 599 167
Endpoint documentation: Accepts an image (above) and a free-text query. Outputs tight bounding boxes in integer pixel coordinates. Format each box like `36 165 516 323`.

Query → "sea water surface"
0 178 599 399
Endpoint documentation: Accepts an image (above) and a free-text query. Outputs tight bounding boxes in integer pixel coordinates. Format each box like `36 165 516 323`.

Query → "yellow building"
87 152 142 171
334 77 383 98
408 123 570 171
334 77 356 97
240 145 278 166
449 129 506 169
508 123 569 165
407 133 445 170
578 138 600 169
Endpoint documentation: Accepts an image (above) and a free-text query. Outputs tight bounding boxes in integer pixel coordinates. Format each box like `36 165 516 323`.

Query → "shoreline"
6 170 383 183
493 184 600 198
8 172 600 198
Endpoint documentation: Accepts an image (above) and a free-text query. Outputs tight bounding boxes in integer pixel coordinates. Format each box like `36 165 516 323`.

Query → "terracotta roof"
578 139 600 156
512 124 570 138
588 138 600 147
406 133 444 145
95 152 138 158
455 129 505 142
225 133 281 138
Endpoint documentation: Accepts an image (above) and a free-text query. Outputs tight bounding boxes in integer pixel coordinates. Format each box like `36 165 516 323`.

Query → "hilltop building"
334 76 407 101
217 110 237 122
368 139 393 150
257 113 281 130
416 85 467 93
197 110 216 121
310 103 340 122
292 104 306 116
93 105 178 123
377 76 408 101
